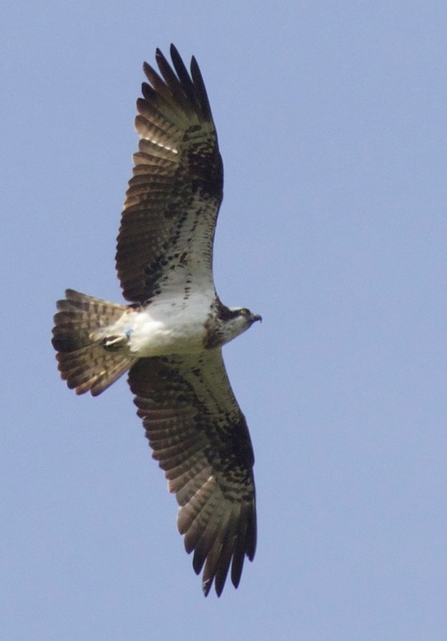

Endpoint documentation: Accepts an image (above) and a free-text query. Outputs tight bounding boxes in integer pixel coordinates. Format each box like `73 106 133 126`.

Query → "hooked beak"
252 314 262 323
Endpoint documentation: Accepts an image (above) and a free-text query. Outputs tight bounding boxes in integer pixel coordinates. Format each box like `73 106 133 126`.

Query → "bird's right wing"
128 350 256 597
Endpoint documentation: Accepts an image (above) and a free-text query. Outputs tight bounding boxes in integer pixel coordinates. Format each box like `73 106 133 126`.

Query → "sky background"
2 1 447 639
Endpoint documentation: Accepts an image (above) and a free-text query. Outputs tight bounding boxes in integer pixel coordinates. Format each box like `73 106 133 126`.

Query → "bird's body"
52 45 261 597
98 291 212 356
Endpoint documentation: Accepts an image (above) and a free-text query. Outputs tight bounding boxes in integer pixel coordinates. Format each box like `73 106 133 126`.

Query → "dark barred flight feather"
52 45 260 598
128 353 256 596
116 44 223 304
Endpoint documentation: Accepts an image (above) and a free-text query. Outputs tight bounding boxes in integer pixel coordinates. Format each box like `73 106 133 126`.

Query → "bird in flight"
52 45 261 597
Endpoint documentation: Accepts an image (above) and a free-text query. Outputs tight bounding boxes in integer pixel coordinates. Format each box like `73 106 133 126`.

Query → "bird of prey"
52 45 261 597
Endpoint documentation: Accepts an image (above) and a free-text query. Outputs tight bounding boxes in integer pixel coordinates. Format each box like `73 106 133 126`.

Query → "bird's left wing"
128 350 256 596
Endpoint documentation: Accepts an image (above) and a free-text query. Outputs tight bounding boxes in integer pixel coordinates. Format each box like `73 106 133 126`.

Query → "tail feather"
52 289 134 396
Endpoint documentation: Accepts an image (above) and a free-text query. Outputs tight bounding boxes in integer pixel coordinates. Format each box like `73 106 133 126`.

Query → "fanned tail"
52 289 133 396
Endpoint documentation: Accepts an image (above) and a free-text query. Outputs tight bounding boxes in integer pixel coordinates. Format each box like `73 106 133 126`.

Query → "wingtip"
155 47 166 65
202 577 221 598
169 43 179 58
169 44 196 74
202 577 211 597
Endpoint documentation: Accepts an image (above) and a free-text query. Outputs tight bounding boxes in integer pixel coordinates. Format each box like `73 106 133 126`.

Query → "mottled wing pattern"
116 44 224 303
128 351 256 596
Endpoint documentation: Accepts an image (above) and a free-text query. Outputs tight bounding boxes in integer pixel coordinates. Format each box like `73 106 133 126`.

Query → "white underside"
109 291 213 357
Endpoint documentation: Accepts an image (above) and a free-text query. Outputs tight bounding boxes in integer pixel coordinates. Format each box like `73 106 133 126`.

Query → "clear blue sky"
2 2 447 639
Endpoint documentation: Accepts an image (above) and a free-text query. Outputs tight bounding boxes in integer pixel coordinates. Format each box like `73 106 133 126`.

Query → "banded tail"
52 289 134 396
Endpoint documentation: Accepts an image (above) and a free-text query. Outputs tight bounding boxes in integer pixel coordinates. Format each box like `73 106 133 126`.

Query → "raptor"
52 45 261 597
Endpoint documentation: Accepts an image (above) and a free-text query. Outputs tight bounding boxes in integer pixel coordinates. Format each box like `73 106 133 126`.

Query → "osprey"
52 45 261 597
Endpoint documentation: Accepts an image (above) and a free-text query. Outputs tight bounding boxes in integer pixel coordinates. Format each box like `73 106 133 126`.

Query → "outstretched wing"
116 45 223 304
128 351 256 597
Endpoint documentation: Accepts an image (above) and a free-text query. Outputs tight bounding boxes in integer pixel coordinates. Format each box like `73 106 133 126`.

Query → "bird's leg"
101 328 133 351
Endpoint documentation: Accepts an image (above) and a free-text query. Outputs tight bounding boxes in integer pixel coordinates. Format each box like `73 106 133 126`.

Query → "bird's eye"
240 308 248 316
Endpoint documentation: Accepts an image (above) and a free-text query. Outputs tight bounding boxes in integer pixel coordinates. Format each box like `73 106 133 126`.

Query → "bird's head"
216 306 262 346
